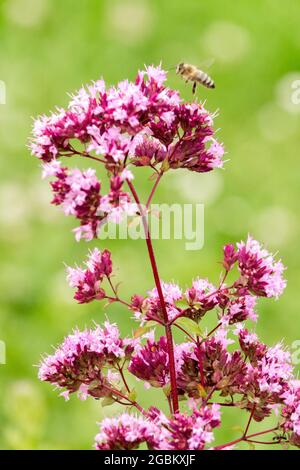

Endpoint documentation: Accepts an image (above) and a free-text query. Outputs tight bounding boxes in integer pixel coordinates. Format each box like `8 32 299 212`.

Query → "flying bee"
176 62 215 94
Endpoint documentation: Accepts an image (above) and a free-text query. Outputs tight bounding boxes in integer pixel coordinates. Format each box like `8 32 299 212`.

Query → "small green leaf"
163 384 171 397
101 396 115 407
128 389 137 402
175 317 203 337
161 160 170 172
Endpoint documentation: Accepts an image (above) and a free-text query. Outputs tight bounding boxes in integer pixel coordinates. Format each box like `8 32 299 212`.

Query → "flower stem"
146 172 163 209
214 426 278 450
105 296 131 308
173 322 197 343
127 178 179 414
117 364 131 394
65 144 106 164
243 404 256 437
104 385 148 418
200 322 222 344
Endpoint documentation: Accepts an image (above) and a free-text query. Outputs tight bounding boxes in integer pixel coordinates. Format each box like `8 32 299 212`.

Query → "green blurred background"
0 0 300 450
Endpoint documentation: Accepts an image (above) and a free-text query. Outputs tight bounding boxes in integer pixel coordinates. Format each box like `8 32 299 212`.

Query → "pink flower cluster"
31 66 224 240
130 237 286 326
94 403 221 450
149 402 221 450
128 335 171 387
42 161 134 241
95 414 159 450
66 248 112 303
39 322 135 401
31 65 223 174
237 328 293 421
281 381 300 446
224 236 286 299
38 232 293 448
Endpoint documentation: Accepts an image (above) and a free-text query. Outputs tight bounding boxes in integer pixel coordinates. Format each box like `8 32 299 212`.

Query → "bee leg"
192 82 196 94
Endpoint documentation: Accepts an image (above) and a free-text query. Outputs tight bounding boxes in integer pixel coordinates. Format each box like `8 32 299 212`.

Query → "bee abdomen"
198 71 215 89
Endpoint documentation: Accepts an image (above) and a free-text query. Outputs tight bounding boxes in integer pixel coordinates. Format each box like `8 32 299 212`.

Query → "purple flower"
184 278 218 321
98 174 135 224
223 243 238 271
66 248 112 303
95 413 160 450
149 402 221 450
237 327 267 362
281 381 300 447
128 336 170 387
166 103 224 173
221 295 257 325
236 327 293 421
132 282 183 323
42 161 134 240
31 65 223 176
177 337 246 398
43 161 102 240
38 322 134 400
236 236 287 299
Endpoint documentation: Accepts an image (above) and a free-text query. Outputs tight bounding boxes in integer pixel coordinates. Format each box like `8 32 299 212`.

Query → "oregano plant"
31 65 299 450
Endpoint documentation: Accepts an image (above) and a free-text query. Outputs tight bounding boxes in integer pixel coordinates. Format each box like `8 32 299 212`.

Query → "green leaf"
161 160 170 172
163 384 171 397
175 317 203 337
101 396 115 408
128 389 137 402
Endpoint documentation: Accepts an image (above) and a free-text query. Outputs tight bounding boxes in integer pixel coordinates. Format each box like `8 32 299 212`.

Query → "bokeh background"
0 0 300 450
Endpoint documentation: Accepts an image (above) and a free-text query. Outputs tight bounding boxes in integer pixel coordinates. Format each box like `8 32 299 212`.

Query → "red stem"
247 427 279 440
104 385 148 418
243 404 256 437
117 365 131 394
63 145 106 164
245 438 283 445
200 322 222 344
127 178 179 413
214 427 278 450
105 296 131 308
196 337 205 388
173 322 197 343
146 172 163 209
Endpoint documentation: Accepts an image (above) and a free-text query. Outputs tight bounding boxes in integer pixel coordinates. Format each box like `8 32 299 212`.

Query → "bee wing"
198 58 215 70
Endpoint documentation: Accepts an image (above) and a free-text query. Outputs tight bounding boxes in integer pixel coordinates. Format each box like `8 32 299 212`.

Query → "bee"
176 62 215 94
